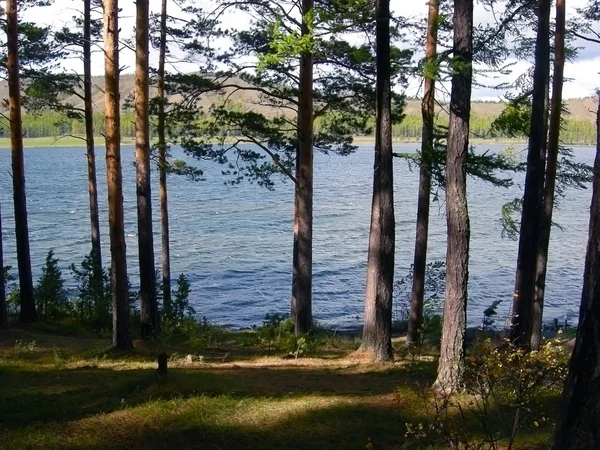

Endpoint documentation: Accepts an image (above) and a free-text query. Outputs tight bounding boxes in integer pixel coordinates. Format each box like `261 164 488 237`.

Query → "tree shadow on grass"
0 361 436 431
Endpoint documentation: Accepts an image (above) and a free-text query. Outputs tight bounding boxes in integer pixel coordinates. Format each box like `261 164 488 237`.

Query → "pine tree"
135 0 157 339
407 0 440 346
35 250 68 320
433 0 473 394
359 0 395 362
510 0 552 348
6 0 36 323
0 202 8 330
103 0 132 350
551 90 600 449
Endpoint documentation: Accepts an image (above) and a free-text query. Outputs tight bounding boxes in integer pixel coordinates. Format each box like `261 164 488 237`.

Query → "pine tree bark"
7 0 36 323
510 0 551 348
104 0 132 350
407 0 440 345
291 0 314 335
135 0 157 340
0 202 8 330
158 0 171 317
433 0 472 394
550 91 600 450
531 0 565 351
359 0 395 362
84 0 102 284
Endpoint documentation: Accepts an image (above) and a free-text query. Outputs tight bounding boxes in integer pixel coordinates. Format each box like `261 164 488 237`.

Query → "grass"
0 322 560 449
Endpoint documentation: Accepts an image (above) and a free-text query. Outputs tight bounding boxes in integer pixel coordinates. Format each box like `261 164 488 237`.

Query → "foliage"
251 313 315 357
405 339 568 449
172 273 195 322
482 300 502 330
14 339 37 352
394 260 446 324
35 250 68 319
163 0 411 189
70 252 111 329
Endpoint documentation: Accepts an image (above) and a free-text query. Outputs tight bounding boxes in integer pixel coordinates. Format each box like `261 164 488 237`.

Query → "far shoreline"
0 136 594 149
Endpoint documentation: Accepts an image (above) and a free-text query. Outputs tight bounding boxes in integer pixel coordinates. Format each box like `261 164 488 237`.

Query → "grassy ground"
0 322 557 450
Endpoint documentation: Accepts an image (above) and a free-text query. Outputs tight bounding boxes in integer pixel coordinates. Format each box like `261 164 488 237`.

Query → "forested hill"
0 74 597 144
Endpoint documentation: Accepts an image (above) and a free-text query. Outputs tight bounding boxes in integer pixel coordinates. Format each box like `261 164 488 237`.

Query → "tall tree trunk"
0 202 8 330
291 0 314 335
84 0 102 283
550 91 600 450
157 0 171 317
7 0 36 323
407 0 440 345
510 0 551 348
104 0 132 350
433 0 472 394
135 0 157 340
531 0 565 351
359 0 395 362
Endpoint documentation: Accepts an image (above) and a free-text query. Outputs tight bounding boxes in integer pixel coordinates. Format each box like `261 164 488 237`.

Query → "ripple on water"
0 144 595 328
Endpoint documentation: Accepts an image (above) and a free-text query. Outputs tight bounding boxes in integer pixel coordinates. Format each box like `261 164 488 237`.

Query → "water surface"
0 144 593 329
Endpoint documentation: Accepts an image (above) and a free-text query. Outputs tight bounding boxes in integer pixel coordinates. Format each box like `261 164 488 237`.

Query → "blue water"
0 144 594 329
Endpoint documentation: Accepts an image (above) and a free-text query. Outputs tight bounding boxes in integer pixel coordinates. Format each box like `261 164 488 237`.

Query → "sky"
23 0 600 101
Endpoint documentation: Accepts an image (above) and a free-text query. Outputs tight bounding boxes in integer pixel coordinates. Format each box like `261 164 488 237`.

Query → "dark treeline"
4 111 597 145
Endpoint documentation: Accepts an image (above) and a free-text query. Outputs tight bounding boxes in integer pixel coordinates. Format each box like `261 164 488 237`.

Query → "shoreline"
0 136 531 149
0 136 595 149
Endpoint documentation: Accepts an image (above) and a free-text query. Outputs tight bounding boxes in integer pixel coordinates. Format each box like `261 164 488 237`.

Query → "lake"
0 143 594 329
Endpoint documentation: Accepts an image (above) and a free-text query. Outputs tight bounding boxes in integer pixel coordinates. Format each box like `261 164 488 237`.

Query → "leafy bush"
252 313 315 357
405 339 568 449
159 315 226 352
36 250 68 319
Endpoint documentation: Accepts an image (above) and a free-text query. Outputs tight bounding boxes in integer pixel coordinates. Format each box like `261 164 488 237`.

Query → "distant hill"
0 73 596 123
403 97 598 122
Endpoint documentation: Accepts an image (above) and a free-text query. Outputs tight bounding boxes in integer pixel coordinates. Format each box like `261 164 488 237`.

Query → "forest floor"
0 321 558 450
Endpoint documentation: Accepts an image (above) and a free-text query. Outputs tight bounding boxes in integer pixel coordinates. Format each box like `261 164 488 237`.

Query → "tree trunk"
157 0 171 317
0 202 8 330
433 0 472 394
359 0 395 362
291 0 314 335
84 0 102 284
104 0 132 350
135 0 157 340
531 0 565 351
550 91 600 450
7 0 37 323
407 0 440 346
510 0 551 348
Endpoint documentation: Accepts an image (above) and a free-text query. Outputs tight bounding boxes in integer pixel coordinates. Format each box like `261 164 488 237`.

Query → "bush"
36 250 68 319
252 313 315 357
404 339 568 449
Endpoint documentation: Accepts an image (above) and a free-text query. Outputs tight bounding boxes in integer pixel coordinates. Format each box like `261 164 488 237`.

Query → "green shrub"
36 250 68 319
252 313 316 357
70 252 111 328
172 274 195 322
404 339 568 449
